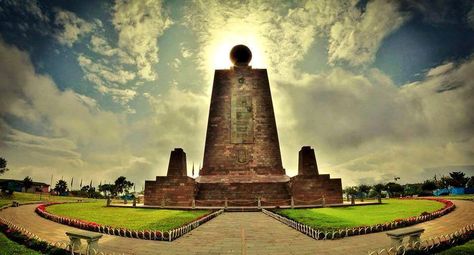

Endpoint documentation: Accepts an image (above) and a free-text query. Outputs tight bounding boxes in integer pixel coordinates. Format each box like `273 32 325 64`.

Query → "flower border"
36 203 224 241
263 198 455 240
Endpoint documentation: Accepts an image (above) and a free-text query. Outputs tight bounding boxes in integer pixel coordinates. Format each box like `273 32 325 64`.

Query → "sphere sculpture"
230 44 252 66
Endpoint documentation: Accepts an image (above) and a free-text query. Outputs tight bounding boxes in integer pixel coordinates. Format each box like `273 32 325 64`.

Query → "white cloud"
0 39 129 183
54 9 96 47
273 57 474 185
77 54 135 85
426 62 455 77
76 54 137 105
184 0 409 83
168 58 181 70
0 39 211 186
180 44 192 58
327 0 409 66
112 0 172 81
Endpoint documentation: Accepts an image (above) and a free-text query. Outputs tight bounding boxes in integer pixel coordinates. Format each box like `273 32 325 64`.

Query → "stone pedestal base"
144 176 196 206
290 174 343 205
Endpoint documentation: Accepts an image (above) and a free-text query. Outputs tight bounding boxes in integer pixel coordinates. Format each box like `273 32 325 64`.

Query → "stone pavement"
1 200 473 255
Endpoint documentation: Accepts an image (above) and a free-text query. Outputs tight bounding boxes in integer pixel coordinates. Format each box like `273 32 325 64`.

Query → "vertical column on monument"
167 148 187 176
200 45 284 176
298 146 319 175
290 146 343 204
144 148 196 206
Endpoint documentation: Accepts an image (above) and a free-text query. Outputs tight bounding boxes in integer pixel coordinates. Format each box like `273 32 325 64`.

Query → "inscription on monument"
231 79 254 143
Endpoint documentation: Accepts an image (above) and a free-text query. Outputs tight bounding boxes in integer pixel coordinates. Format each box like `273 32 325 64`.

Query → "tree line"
344 171 474 201
1 156 135 199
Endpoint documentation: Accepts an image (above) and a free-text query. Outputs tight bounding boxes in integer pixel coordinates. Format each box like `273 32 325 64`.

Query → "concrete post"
133 198 137 207
322 195 326 207
351 195 355 205
225 198 228 209
192 199 195 209
291 196 294 209
257 197 261 209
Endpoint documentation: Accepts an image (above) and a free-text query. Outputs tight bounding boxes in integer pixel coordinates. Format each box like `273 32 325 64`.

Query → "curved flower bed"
36 203 224 241
264 198 455 240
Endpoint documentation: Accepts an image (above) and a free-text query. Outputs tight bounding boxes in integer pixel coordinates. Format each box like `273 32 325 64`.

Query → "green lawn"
277 199 444 231
0 232 41 255
47 201 211 231
436 239 474 255
0 192 98 208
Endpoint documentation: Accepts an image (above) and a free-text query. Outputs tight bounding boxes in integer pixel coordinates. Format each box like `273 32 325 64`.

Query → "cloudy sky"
0 0 473 189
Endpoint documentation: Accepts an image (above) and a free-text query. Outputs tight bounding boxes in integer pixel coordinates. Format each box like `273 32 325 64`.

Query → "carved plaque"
231 89 254 144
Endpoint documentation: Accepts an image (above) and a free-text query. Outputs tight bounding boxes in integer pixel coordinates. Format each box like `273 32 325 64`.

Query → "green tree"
114 176 133 195
466 177 474 188
437 176 451 189
54 180 68 195
373 183 385 194
449 171 468 187
422 180 438 191
0 157 8 175
23 176 33 192
99 184 116 197
343 186 358 201
404 184 422 196
385 182 404 197
357 184 371 201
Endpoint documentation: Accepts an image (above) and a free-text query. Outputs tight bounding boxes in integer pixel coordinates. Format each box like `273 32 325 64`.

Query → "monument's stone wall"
144 177 196 206
290 175 343 205
196 182 290 206
200 67 284 175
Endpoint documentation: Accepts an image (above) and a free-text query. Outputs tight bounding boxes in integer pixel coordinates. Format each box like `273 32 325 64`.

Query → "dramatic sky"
1 0 473 189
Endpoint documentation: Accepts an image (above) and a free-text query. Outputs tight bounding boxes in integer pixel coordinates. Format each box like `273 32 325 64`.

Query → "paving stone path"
1 200 473 255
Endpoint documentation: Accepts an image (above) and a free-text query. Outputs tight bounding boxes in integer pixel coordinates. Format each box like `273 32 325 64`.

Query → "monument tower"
144 45 343 206
195 45 290 205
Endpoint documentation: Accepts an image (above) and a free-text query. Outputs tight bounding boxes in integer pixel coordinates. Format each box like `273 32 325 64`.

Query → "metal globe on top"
230 44 252 66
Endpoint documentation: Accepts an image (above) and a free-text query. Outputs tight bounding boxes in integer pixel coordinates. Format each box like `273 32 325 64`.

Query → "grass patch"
276 199 444 231
436 239 474 255
0 192 98 207
47 201 211 232
0 232 41 255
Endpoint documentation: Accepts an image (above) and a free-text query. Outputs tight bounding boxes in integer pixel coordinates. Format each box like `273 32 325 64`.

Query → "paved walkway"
1 200 473 255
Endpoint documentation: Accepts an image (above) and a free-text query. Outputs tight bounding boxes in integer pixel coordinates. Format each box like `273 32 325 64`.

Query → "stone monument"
144 45 342 206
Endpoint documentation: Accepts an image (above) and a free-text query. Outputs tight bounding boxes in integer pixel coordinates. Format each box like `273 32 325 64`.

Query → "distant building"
0 179 50 193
